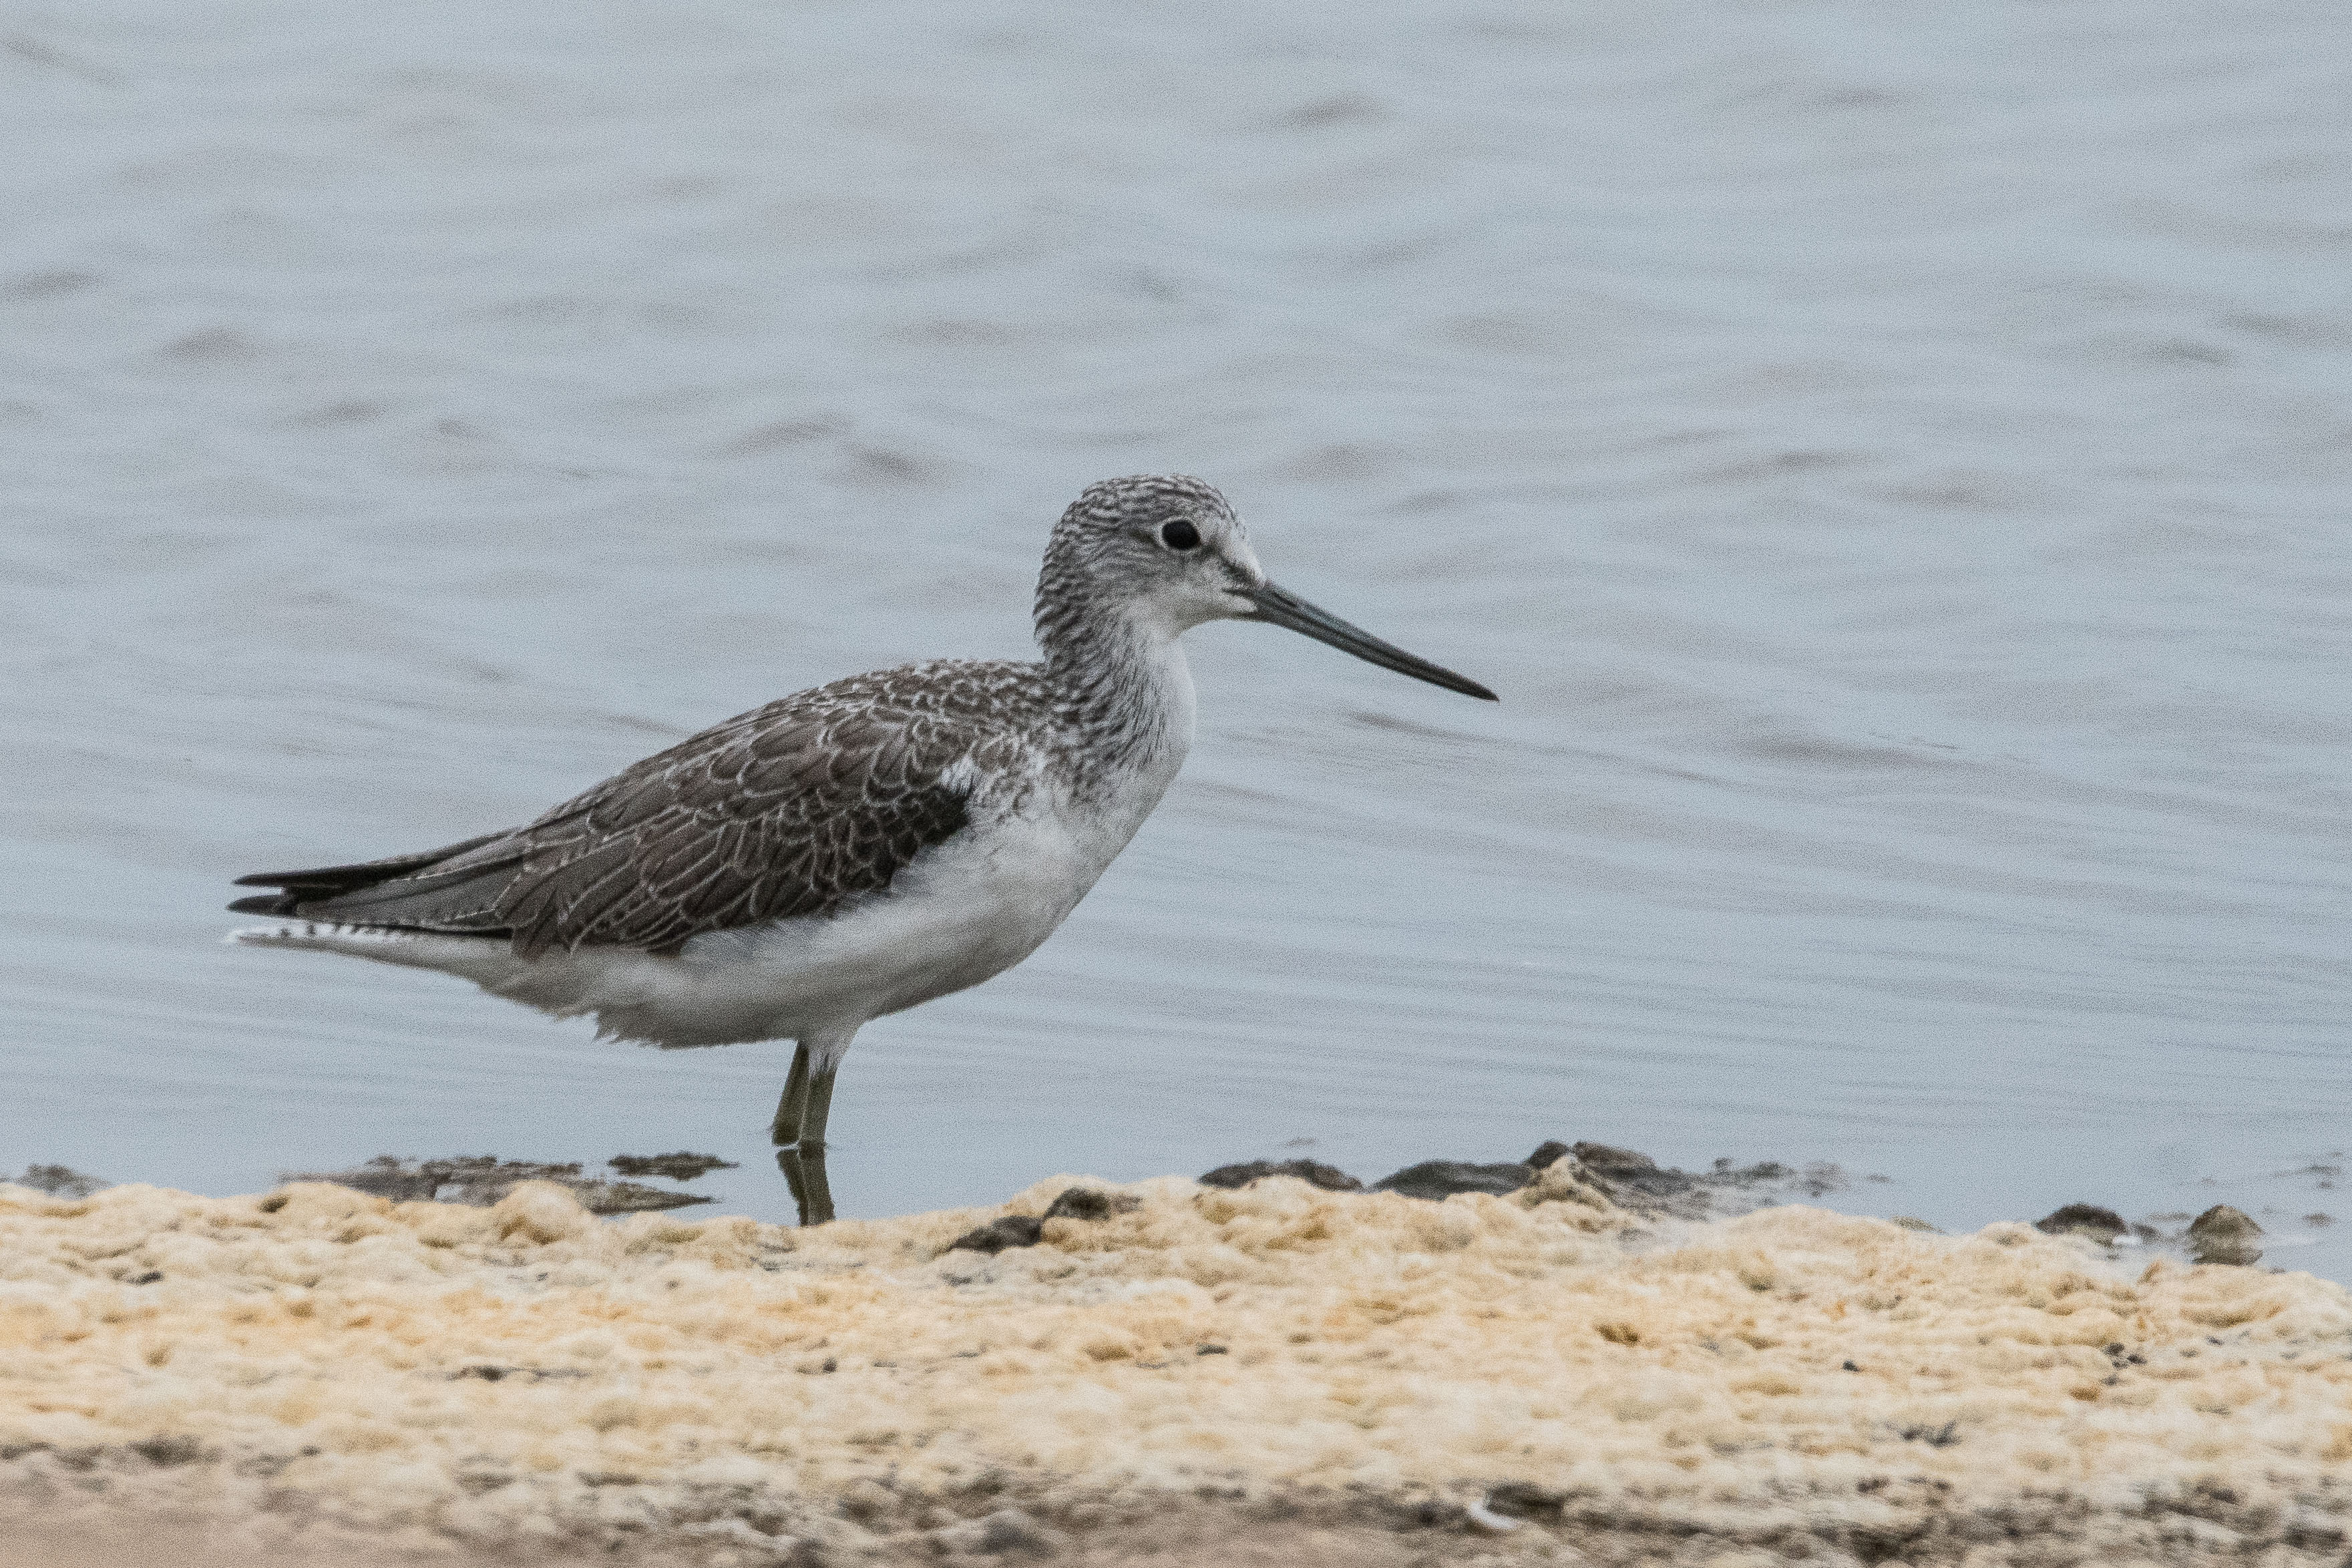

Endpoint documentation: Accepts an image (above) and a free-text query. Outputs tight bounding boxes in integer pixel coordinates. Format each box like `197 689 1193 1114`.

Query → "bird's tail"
225 920 523 984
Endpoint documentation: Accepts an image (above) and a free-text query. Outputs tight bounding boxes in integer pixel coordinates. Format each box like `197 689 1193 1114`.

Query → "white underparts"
226 766 1183 1054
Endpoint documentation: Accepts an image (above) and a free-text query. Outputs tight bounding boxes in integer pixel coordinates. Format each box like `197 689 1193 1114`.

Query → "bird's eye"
1161 520 1201 551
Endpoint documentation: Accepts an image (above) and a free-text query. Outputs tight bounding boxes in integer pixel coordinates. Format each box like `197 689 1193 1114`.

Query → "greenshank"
230 475 1495 1220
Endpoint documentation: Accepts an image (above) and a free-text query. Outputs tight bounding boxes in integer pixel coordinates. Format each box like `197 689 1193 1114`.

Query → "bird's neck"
1038 605 1197 787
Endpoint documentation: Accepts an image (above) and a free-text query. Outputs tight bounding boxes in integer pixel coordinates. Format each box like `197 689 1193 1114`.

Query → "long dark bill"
1241 580 1498 701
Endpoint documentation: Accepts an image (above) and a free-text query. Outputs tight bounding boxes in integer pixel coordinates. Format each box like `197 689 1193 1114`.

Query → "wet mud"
269 1153 736 1215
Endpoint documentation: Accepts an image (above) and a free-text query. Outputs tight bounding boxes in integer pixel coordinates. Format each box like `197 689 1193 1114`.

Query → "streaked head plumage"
1036 473 1497 703
1040 475 1264 639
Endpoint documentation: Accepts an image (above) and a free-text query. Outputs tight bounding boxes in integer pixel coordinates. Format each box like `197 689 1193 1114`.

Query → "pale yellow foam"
3 1169 2349 1561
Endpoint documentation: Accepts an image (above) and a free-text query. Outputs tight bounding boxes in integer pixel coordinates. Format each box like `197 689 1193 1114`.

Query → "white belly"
649 813 1101 1043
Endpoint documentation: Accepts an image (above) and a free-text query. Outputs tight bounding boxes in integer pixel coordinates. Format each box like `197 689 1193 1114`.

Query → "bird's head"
1038 475 1496 701
1043 473 1261 637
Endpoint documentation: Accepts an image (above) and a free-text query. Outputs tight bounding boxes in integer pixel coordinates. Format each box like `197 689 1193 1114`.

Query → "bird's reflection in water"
775 1143 834 1226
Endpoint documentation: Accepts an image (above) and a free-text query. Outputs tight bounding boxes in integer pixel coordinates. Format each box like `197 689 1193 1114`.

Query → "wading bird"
230 476 1495 1220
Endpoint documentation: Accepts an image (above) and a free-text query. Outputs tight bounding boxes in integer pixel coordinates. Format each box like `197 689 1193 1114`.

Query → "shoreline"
5 1165 2351 1565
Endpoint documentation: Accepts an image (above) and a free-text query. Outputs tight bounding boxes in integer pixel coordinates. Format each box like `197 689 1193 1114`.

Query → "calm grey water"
5 0 2349 1271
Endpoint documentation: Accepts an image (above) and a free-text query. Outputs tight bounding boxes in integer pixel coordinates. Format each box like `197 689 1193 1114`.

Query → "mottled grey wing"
241 693 979 956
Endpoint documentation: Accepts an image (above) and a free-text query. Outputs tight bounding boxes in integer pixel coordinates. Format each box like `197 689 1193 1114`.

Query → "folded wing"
230 678 990 957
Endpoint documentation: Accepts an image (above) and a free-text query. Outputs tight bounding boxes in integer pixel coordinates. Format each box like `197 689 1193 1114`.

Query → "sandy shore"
5 1168 2351 1565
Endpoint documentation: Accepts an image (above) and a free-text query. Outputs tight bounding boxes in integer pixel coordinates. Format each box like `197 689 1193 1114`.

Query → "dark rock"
948 1215 1045 1255
2192 1204 2265 1238
1197 1159 1363 1193
608 1152 737 1182
2188 1205 2263 1266
1552 1145 1855 1220
282 1155 712 1214
2035 1203 2128 1243
1371 1161 1535 1201
1189 1139 1856 1221
1575 1146 1701 1211
1571 1142 1659 1177
1043 1187 1139 1221
15 1164 106 1198
564 1180 711 1215
129 1435 204 1466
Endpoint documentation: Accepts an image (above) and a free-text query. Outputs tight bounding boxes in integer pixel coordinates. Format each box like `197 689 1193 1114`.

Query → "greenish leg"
769 1046 841 1151
770 1044 811 1145
798 1064 838 1152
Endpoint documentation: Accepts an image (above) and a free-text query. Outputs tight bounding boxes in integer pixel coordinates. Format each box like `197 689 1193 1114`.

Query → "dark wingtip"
228 892 299 916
